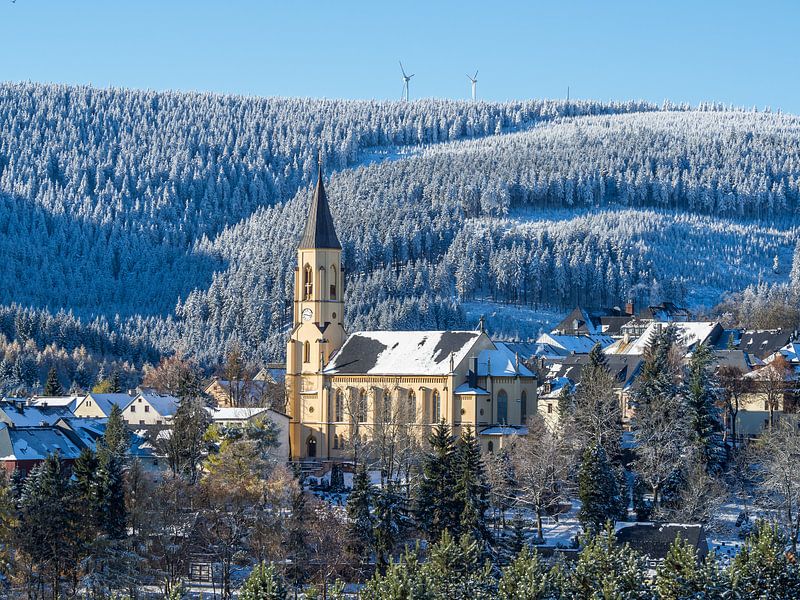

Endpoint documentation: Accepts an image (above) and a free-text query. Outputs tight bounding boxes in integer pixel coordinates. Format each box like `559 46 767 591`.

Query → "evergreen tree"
423 531 494 599
362 545 429 600
97 447 127 538
655 534 725 600
104 403 129 458
239 563 287 600
160 397 209 483
415 420 458 541
374 481 404 569
498 546 559 600
685 342 725 474
109 370 122 393
792 240 800 301
503 512 528 564
346 464 374 562
454 426 491 544
43 366 63 396
285 484 310 590
563 523 649 598
577 444 626 532
729 521 800 599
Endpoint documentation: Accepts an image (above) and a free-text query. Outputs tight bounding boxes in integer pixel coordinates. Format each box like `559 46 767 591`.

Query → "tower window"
303 341 311 363
330 265 338 299
303 264 313 300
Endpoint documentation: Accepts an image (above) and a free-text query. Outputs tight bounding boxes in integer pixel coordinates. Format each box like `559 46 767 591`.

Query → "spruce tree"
577 443 625 533
374 481 404 569
109 370 122 393
503 512 528 564
423 530 494 599
454 426 491 544
362 545 428 600
346 464 374 562
729 521 800 598
239 563 287 600
685 342 725 474
104 403 129 458
498 546 558 600
97 446 127 538
655 534 725 600
43 366 63 396
415 420 458 541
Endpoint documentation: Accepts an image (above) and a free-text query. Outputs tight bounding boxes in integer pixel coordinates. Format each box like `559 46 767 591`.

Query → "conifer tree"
573 343 622 461
423 530 494 599
285 484 310 590
97 446 127 539
104 403 129 458
498 546 558 600
503 512 528 564
43 366 63 396
729 521 800 598
239 563 287 600
577 443 626 532
362 545 428 600
685 342 725 474
415 420 458 541
454 426 491 544
374 481 404 569
109 370 122 393
346 464 374 562
655 534 725 600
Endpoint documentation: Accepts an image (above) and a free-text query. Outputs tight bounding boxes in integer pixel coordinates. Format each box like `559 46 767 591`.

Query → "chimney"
625 299 635 316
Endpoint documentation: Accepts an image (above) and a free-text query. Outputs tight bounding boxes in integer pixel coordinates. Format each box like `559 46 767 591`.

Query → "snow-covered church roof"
324 331 485 376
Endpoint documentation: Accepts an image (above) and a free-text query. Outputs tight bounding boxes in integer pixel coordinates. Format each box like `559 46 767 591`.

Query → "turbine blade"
399 61 406 77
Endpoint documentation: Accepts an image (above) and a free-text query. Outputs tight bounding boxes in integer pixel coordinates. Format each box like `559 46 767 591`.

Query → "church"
285 164 538 461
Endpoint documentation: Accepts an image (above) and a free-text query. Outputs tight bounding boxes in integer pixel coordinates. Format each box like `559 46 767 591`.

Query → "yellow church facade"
285 166 537 461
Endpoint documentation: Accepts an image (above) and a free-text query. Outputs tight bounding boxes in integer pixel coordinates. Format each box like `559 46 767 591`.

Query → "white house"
73 393 134 419
206 407 290 460
123 391 180 426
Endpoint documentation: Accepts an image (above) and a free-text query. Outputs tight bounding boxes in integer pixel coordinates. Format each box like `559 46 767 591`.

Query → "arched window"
319 266 326 299
303 341 311 363
303 264 313 299
521 390 528 424
330 265 338 299
335 389 344 422
358 389 367 423
497 390 508 424
408 390 417 422
432 390 441 423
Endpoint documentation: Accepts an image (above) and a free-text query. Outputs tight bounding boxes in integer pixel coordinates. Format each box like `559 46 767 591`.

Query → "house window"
432 390 441 422
144 406 150 413
764 401 769 411
330 265 337 299
303 264 313 300
547 403 553 414
497 389 508 424
139 420 145 425
335 389 344 422
157 420 162 425
130 406 135 413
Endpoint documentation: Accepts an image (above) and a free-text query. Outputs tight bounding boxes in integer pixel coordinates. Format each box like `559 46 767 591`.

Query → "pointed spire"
299 152 341 250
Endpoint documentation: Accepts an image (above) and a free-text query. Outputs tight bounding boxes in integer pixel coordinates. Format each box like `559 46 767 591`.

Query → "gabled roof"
54 417 107 449
534 333 614 357
615 522 707 560
135 391 180 417
325 330 485 376
84 393 135 416
0 423 83 461
30 395 83 411
606 322 723 356
0 403 74 428
298 164 341 250
740 330 795 360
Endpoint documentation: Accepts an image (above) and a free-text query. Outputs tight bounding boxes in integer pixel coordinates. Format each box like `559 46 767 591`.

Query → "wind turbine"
467 70 478 101
400 61 414 102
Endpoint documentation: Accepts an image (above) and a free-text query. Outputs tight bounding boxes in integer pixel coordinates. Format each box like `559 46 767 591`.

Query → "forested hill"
0 82 797 380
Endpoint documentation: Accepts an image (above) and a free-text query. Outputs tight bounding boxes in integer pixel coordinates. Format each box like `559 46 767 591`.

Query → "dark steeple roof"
299 161 341 250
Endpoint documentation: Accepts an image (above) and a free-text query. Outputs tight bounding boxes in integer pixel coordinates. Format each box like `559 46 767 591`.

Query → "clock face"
302 308 313 322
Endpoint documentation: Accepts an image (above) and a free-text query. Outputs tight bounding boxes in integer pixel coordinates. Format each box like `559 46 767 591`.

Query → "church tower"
286 159 346 459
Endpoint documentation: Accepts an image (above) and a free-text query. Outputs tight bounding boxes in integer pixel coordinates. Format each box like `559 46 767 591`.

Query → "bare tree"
758 355 791 431
753 418 800 554
718 365 747 448
507 415 570 542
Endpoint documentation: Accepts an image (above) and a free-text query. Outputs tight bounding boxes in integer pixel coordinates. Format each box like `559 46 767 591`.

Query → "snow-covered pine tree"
497 546 559 600
454 426 491 544
729 521 800 598
685 342 725 474
346 465 374 563
43 366 63 396
239 563 287 600
577 443 626 532
415 420 458 541
655 534 725 600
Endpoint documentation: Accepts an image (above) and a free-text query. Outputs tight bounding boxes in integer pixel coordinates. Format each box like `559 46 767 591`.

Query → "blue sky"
2 0 799 111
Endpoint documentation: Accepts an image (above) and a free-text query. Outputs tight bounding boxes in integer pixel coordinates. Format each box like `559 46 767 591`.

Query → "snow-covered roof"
606 322 722 356
534 333 614 356
136 391 179 417
477 342 535 377
765 342 800 365
31 395 83 411
54 417 107 450
479 425 529 436
324 330 485 376
0 423 83 461
454 383 490 395
84 393 135 416
206 407 271 421
0 403 74 427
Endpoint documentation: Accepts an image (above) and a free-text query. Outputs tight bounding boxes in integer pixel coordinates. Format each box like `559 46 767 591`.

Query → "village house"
73 392 135 419
0 423 83 476
206 407 291 459
122 390 180 427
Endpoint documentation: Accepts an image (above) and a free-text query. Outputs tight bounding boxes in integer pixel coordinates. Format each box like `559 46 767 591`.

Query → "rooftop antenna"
467 70 478 101
400 61 414 102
